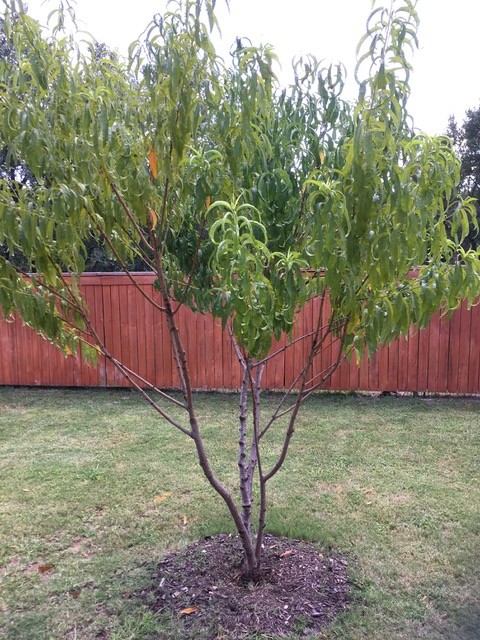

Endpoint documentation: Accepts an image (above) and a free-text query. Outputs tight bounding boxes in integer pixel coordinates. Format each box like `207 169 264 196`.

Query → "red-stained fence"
1 273 479 394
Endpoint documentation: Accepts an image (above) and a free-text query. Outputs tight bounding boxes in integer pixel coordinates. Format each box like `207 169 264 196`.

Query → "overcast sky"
29 0 479 135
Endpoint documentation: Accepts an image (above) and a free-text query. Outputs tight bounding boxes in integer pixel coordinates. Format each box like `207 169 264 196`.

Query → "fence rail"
1 273 479 394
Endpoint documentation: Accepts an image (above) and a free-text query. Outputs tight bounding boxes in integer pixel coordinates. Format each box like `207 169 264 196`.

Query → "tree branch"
251 329 317 368
262 299 341 484
85 209 166 313
172 213 207 316
110 182 155 254
48 282 193 437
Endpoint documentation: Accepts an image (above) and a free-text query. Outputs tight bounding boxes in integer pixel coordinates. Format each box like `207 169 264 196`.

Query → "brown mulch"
143 533 352 639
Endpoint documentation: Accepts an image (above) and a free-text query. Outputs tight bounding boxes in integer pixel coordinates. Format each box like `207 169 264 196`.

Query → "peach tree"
0 0 479 580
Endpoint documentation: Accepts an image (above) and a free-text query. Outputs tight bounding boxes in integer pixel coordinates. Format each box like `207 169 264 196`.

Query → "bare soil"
143 533 352 639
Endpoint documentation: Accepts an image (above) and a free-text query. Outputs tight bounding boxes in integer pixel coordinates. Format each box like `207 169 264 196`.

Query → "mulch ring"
144 533 352 638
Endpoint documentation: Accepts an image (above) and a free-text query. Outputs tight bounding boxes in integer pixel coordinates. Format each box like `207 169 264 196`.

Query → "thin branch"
110 182 155 254
159 217 171 262
301 347 353 401
172 213 207 316
151 233 189 402
64 306 193 437
303 320 349 390
261 305 346 484
146 173 192 403
262 346 317 483
114 218 157 269
10 264 86 318
259 293 334 438
106 360 188 409
156 141 174 263
46 262 97 327
107 354 192 436
228 321 247 368
251 329 317 368
258 329 350 436
292 182 309 240
157 174 170 251
85 209 166 313
355 273 370 296
41 264 190 433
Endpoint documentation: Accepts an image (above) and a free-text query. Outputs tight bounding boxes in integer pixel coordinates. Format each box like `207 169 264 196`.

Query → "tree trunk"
238 370 253 537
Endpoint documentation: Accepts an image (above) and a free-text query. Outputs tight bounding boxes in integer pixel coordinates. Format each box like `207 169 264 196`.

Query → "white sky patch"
27 0 480 134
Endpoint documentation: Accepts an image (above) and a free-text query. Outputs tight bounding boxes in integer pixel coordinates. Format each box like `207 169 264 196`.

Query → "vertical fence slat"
386 340 398 392
197 312 208 389
102 284 115 386
467 303 480 394
447 307 462 394
404 328 419 392
427 312 440 392
396 334 408 391
321 296 333 390
0 315 15 384
135 285 147 385
153 296 168 388
457 301 472 394
368 351 379 392
94 281 107 387
110 284 122 386
436 313 451 394
416 325 430 392
377 345 389 391
358 348 370 391
212 317 224 389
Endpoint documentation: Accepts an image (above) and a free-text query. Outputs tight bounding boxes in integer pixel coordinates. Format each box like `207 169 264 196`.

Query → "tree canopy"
1 0 478 359
0 0 479 580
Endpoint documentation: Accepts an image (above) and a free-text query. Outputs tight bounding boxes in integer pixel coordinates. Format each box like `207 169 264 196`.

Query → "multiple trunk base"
144 533 351 639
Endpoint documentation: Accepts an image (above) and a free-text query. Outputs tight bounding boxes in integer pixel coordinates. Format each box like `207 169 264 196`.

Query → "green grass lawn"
0 388 478 639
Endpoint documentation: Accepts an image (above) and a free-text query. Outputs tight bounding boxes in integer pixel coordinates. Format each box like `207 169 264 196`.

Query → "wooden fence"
0 273 479 394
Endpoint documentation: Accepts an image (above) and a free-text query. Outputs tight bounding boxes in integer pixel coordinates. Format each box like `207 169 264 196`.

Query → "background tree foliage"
0 0 479 580
447 108 480 249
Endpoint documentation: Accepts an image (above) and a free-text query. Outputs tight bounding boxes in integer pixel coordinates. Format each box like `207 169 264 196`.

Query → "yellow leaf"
319 150 325 165
280 549 293 558
65 346 73 356
180 606 199 615
182 515 188 526
153 492 171 503
205 195 212 209
148 208 158 231
149 147 158 180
